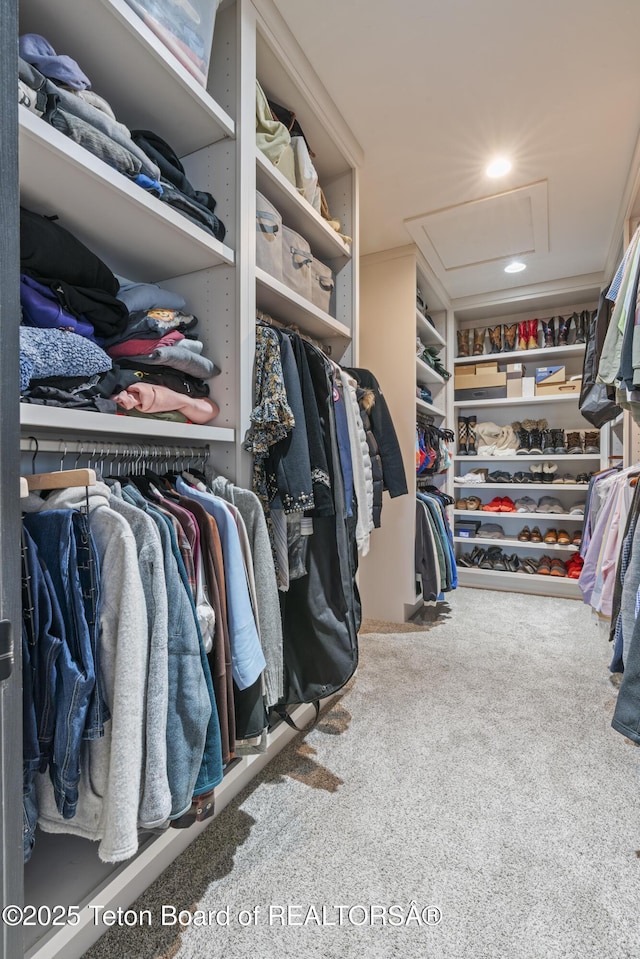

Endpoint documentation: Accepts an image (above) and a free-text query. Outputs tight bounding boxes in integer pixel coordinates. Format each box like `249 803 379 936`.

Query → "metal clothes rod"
19 439 211 456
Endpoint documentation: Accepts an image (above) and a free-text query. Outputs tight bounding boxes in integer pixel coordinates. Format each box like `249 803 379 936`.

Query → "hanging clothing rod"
19 438 211 457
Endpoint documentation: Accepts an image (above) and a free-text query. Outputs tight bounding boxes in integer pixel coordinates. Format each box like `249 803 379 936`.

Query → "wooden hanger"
24 468 97 492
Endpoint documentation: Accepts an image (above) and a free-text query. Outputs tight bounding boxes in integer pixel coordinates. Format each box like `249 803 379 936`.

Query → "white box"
522 376 535 398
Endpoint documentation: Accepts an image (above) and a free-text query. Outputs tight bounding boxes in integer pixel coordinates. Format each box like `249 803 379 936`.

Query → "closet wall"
3 1 363 957
358 245 451 622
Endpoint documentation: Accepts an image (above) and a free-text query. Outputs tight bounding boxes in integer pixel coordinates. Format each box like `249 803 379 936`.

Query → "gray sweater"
208 476 284 707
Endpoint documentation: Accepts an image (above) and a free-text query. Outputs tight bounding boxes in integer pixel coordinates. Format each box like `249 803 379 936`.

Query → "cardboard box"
454 371 507 390
507 373 523 398
522 377 536 398
454 520 482 538
535 365 566 385
506 363 524 374
535 379 582 397
475 361 499 373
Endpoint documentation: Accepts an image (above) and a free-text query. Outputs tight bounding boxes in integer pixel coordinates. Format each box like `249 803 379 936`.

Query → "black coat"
345 367 408 501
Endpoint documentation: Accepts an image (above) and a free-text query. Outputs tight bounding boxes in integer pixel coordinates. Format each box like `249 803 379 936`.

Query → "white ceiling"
272 0 640 309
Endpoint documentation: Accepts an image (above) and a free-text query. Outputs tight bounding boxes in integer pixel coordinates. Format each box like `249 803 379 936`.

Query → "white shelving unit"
417 397 446 418
451 298 599 597
454 536 579 552
416 356 446 386
10 2 363 958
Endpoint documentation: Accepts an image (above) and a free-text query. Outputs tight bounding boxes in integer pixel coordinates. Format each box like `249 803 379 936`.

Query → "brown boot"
517 321 528 350
473 328 486 355
457 329 471 358
503 323 517 352
527 318 539 349
584 430 600 454
566 431 583 454
488 325 502 354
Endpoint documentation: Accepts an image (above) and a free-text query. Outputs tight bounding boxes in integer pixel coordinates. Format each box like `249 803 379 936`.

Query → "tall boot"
528 418 547 455
527 318 539 350
466 416 478 455
473 328 486 356
576 311 588 345
457 417 468 455
541 317 556 348
488 325 503 354
457 329 471 358
503 323 517 352
558 313 575 346
517 321 529 350
584 430 600 454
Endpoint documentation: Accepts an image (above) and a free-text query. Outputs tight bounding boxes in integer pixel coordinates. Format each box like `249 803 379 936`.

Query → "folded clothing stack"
105 276 221 424
18 35 225 240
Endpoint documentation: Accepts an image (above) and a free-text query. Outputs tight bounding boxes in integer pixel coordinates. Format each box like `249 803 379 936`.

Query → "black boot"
514 422 530 455
558 313 576 346
541 318 556 348
576 311 588 345
551 429 566 454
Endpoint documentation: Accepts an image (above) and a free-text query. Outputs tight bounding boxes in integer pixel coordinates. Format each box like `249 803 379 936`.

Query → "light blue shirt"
176 478 266 690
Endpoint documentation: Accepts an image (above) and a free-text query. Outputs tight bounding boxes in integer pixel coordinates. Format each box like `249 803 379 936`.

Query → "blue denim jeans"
22 625 40 862
22 510 103 818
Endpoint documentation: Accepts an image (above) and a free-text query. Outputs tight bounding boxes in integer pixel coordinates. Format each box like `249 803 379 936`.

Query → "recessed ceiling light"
504 261 526 274
486 157 512 178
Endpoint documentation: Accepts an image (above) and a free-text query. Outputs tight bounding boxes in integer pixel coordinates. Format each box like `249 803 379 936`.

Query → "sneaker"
536 496 565 514
515 495 538 512
513 471 534 483
569 503 586 516
500 496 516 512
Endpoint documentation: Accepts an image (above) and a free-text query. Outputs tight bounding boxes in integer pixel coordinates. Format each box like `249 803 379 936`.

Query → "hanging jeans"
22 510 103 818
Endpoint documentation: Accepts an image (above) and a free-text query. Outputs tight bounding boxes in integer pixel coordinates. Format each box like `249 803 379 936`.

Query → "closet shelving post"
5 1 363 957
450 291 602 597
358 245 454 622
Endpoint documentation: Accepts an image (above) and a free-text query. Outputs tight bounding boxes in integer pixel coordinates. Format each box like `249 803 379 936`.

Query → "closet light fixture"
486 157 512 178
504 261 526 274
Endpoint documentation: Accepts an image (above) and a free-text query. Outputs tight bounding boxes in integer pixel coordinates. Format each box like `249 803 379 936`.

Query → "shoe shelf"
453 454 598 462
453 482 586 491
456 566 582 598
454 395 582 409
416 397 446 418
454 344 586 367
454 536 579 552
416 356 446 386
454 509 584 522
417 310 447 348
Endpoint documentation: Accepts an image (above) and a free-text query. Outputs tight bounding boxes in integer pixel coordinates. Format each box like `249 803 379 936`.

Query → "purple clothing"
19 34 91 91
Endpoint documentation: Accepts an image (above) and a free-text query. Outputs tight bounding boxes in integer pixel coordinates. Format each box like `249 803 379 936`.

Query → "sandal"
517 526 531 542
530 526 543 543
466 495 482 511
556 529 571 545
550 558 567 577
521 557 539 574
543 528 558 544
537 556 552 575
505 553 521 572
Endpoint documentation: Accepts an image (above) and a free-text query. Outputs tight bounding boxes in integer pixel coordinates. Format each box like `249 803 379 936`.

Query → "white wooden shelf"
453 454 598 461
454 343 586 367
416 356 446 386
19 0 235 155
417 310 447 347
452 482 586 491
19 108 235 282
416 397 446 418
454 509 584 522
256 268 351 344
454 394 582 409
456 566 582 599
20 405 235 443
256 150 351 262
454 536 579 552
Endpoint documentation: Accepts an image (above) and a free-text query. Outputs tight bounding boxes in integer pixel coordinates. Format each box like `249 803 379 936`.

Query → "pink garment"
112 384 219 424
108 330 184 359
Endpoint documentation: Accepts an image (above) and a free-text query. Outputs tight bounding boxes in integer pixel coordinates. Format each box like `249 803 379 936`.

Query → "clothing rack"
256 310 332 356
20 438 212 475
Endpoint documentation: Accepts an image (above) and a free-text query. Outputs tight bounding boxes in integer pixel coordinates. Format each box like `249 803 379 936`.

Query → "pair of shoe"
566 431 600 454
543 529 571 545
476 547 519 571
516 319 540 351
421 346 451 379
455 495 482 510
540 313 589 347
566 553 584 578
518 525 542 542
520 557 540 574
530 463 558 483
454 468 487 484
514 418 549 454
486 470 512 483
537 556 568 576
483 496 516 512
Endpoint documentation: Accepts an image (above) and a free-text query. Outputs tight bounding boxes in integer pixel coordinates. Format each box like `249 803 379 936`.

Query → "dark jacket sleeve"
612 607 640 743
346 367 408 498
